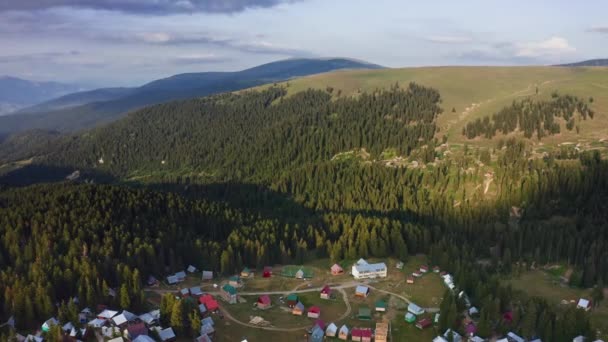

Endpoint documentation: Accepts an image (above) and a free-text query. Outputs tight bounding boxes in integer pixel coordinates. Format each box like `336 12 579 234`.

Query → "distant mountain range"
0 58 383 136
557 59 608 67
0 76 84 116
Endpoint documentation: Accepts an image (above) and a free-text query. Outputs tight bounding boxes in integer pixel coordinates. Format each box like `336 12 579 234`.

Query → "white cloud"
514 36 575 57
426 35 473 44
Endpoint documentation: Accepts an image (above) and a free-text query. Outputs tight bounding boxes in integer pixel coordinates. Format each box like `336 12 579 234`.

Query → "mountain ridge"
0 58 382 136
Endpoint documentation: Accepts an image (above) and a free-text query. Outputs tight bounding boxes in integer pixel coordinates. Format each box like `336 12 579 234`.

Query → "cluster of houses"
307 320 390 342
407 264 441 284
240 266 273 278
166 265 214 285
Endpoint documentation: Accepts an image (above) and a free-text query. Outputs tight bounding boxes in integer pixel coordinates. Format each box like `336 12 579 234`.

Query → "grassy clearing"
505 270 608 339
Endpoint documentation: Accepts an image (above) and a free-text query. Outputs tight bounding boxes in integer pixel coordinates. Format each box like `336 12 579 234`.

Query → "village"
9 257 603 342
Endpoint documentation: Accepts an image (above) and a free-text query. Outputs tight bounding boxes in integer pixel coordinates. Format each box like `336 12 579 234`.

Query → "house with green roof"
228 275 241 287
240 267 252 278
375 300 387 312
358 306 371 320
286 293 299 308
221 284 238 304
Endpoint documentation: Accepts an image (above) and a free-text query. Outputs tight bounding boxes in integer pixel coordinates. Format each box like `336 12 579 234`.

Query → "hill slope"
0 76 83 115
17 87 135 114
0 58 382 135
558 59 608 67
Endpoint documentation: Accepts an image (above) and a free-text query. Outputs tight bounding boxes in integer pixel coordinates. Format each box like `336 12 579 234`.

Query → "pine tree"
170 300 184 332
119 284 130 309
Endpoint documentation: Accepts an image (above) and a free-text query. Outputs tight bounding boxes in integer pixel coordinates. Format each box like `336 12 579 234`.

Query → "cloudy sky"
1 0 607 86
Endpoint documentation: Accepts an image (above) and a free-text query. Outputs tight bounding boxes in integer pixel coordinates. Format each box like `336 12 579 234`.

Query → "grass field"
505 270 608 339
253 66 608 150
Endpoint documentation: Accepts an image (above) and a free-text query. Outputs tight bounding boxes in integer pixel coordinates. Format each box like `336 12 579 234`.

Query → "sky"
1 0 607 86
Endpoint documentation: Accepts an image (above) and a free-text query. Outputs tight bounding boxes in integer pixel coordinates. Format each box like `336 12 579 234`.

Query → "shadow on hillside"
0 164 116 187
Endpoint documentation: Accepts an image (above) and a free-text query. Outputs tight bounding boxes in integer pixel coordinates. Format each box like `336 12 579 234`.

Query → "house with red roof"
331 264 344 275
416 318 432 330
351 328 372 342
257 295 272 309
199 294 219 312
407 276 415 284
307 306 321 319
320 285 332 300
263 266 272 278
420 265 429 273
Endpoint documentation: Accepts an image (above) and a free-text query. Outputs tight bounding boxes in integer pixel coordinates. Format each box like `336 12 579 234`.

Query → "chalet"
507 332 525 342
577 298 592 311
126 322 148 340
41 317 58 332
355 285 370 298
433 337 448 342
166 275 178 285
416 318 432 330
198 303 207 315
293 302 305 315
195 335 212 342
199 294 218 311
108 337 124 342
443 274 455 290
286 293 299 307
133 333 156 341
98 309 118 320
338 325 349 340
408 303 424 315
412 271 422 278
62 322 74 333
263 266 272 278
24 335 44 342
158 327 176 342
375 322 389 342
433 266 441 273
147 276 159 286
307 306 321 319
351 328 372 342
229 275 241 287
313 319 325 331
396 261 404 269
420 265 429 273
407 276 415 284
331 264 344 275
112 310 136 326
175 271 187 281
320 285 332 299
309 324 324 342
470 337 485 342
469 306 479 316
358 307 371 320
257 295 272 309
202 271 213 280
241 267 252 278
465 321 480 336
221 284 238 304
440 271 447 277
187 265 197 273
573 336 585 342
443 329 462 342
295 269 305 279
179 288 190 297
102 326 120 339
405 312 415 323
326 323 338 337
201 317 215 328
200 321 215 336
190 286 203 296
351 259 387 279
138 310 160 325
375 300 387 312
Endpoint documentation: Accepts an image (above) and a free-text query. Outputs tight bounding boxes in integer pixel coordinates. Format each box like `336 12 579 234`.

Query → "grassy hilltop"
256 66 608 148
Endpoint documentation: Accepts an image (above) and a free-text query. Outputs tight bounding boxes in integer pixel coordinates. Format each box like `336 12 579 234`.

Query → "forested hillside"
1 79 607 340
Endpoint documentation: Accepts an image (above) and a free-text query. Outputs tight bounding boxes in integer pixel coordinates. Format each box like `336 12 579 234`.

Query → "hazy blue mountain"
0 76 84 115
558 59 608 67
17 87 135 114
0 58 383 135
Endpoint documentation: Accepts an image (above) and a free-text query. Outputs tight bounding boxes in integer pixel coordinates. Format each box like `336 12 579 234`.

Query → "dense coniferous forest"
0 84 606 340
462 93 595 139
